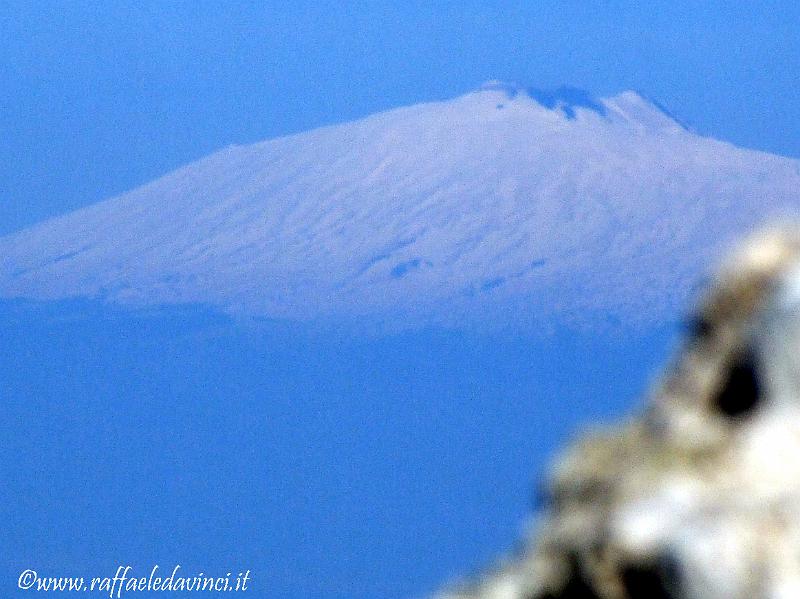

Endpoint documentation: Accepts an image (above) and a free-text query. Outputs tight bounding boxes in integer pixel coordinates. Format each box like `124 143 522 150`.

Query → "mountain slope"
3 83 800 330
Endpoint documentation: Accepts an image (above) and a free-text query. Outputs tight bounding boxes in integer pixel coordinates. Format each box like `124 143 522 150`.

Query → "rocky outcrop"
439 227 800 598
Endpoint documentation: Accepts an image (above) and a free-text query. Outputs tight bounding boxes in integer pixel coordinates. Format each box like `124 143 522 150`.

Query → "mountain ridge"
3 84 800 331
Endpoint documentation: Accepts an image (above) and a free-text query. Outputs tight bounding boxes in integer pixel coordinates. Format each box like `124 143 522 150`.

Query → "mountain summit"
478 80 683 130
2 85 800 330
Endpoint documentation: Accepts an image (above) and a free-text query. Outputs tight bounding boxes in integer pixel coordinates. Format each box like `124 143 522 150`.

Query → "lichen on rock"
438 227 800 599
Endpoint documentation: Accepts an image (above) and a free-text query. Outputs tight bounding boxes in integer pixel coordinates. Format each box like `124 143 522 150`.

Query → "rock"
438 227 800 598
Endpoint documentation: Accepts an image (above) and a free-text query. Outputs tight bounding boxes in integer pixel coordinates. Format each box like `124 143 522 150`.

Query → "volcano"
3 82 800 330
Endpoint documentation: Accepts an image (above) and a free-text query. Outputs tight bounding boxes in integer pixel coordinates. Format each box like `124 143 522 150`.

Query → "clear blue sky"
2 0 799 236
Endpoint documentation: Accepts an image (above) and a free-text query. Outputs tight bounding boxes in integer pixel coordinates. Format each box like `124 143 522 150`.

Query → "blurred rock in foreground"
439 227 800 598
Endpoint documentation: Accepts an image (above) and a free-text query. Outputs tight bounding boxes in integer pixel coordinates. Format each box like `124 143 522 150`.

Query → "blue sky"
2 1 800 235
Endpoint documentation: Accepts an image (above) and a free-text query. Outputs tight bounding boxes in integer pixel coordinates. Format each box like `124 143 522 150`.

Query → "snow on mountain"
2 83 800 330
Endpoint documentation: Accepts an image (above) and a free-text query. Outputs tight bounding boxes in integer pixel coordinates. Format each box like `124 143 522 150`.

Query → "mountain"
3 82 800 330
